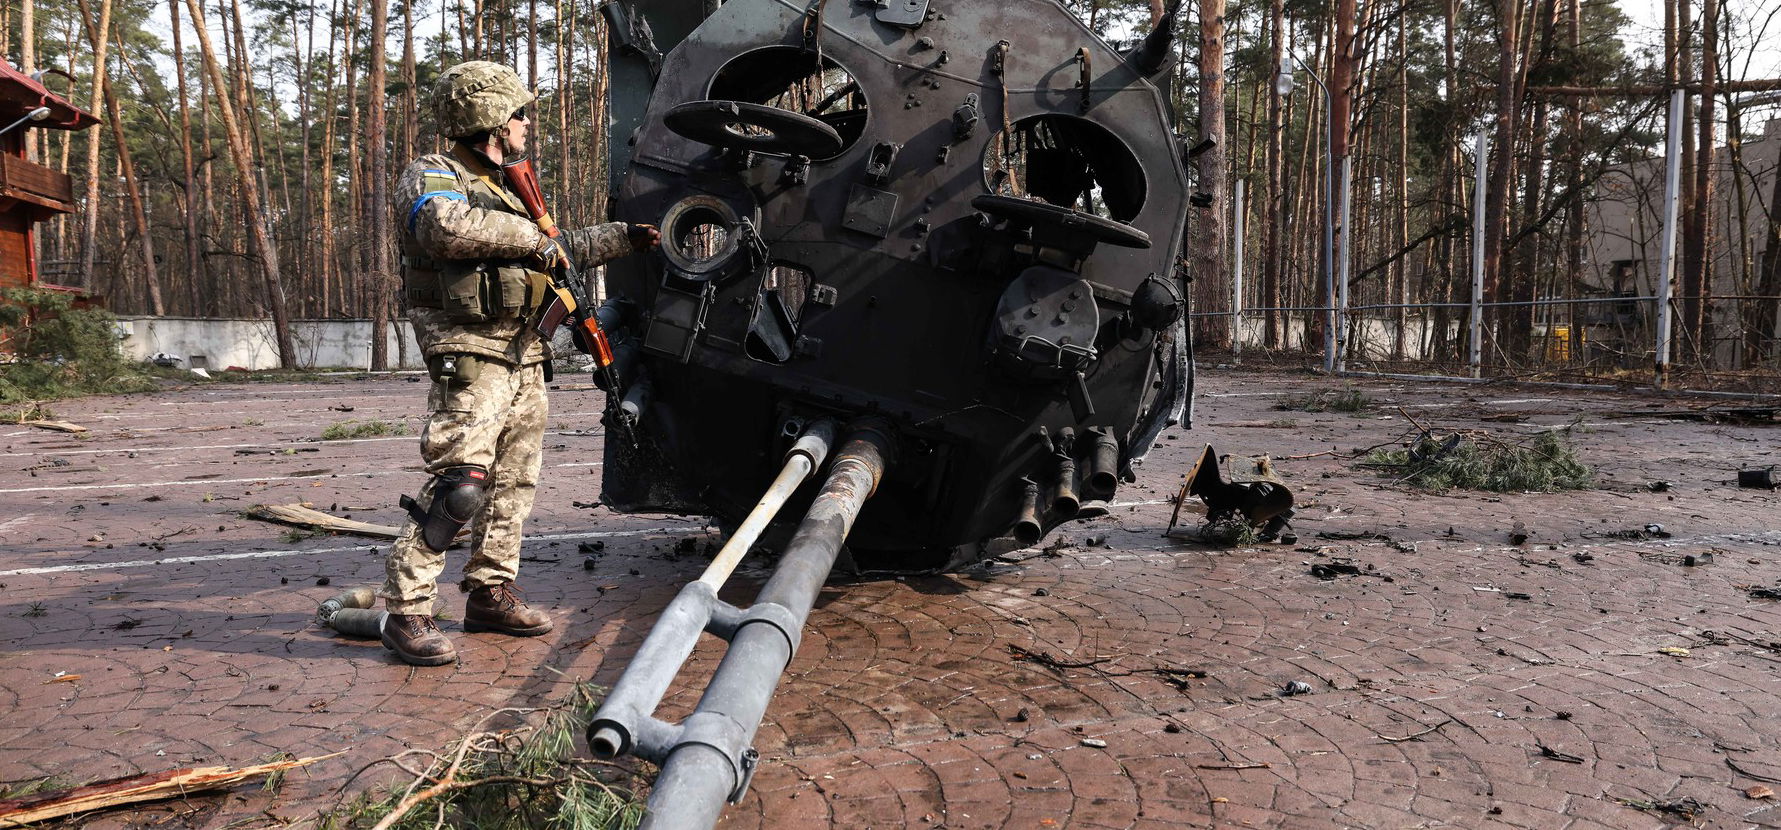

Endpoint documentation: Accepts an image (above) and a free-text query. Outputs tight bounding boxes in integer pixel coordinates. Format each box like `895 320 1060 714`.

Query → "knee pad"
400 465 490 552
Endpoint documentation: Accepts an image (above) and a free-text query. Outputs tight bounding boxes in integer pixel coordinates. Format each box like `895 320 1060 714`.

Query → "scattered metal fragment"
1537 744 1585 764
1683 552 1714 567
1748 586 1781 600
1309 560 1363 580
1079 738 1107 748
1509 521 1530 546
1504 591 1533 600
1740 467 1778 490
1279 680 1314 697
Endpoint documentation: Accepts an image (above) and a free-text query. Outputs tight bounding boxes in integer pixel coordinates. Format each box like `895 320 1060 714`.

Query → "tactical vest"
401 146 549 324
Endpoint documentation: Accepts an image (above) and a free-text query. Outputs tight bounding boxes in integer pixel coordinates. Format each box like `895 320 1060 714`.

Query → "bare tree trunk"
368 0 392 370
1262 0 1283 348
1756 141 1781 363
1481 0 1524 367
75 0 112 291
1686 0 1719 366
318 0 342 317
183 0 298 367
1563 0 1585 365
97 60 165 315
20 0 34 162
1191 0 1229 348
1392 13 1408 360
293 10 314 318
556 0 570 212
169 0 205 316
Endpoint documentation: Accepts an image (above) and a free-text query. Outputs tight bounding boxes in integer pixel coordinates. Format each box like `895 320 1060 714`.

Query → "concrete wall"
115 317 423 370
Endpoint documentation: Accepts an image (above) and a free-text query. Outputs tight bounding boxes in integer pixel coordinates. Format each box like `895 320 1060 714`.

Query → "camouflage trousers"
382 358 549 615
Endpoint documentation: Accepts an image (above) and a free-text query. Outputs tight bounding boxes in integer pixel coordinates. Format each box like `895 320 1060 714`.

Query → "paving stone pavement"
2 369 1780 829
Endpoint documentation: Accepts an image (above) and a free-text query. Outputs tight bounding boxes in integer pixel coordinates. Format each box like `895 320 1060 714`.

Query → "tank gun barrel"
586 422 893 829
1131 0 1187 76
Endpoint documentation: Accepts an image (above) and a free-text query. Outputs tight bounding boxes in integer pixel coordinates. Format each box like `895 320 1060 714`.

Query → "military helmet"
434 61 535 139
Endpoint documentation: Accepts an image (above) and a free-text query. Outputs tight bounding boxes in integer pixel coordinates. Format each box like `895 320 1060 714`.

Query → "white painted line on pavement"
0 461 602 494
0 526 689 576
1 426 606 460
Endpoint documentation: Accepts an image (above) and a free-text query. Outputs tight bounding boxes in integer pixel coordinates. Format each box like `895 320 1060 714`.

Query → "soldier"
380 60 660 666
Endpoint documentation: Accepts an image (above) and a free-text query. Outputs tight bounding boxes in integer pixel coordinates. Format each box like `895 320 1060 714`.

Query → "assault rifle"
500 153 624 398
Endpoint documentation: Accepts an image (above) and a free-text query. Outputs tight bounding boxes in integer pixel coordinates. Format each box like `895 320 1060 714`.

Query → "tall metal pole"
1656 88 1684 389
1470 132 1489 379
1232 177 1245 359
1336 154 1354 374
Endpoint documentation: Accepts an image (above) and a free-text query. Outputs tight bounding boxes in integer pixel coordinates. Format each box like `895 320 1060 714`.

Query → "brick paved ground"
2 369 1780 829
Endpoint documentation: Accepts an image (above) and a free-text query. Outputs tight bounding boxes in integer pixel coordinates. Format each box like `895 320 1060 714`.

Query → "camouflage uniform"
381 133 633 617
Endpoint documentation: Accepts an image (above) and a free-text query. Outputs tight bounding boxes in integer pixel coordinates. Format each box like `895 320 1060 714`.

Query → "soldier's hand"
532 235 567 271
627 224 662 253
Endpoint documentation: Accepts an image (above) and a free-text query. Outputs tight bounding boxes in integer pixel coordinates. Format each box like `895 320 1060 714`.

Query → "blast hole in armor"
709 46 868 160
766 264 812 323
982 114 1147 222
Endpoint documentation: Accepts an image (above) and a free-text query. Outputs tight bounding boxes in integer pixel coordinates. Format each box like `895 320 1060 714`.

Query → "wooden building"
0 61 97 295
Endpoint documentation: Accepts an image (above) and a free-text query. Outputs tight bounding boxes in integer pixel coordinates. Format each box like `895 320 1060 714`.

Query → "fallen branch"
23 420 87 434
246 504 401 540
0 754 339 827
1727 756 1781 785
1194 762 1270 770
1007 644 1112 671
1379 719 1453 743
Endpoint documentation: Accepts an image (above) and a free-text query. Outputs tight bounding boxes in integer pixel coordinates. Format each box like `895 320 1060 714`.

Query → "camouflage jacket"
394 143 634 366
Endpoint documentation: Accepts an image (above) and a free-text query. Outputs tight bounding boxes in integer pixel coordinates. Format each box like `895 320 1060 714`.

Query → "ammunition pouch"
401 465 491 552
427 353 482 386
404 256 547 324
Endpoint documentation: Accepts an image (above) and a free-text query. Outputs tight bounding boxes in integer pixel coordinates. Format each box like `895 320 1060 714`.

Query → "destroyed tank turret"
581 4 1244 827
597 0 1196 572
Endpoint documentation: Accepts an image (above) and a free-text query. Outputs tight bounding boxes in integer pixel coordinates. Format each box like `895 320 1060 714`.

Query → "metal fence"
1193 92 1781 399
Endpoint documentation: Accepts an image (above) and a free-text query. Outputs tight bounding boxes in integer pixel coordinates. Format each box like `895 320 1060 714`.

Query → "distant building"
0 61 97 296
1584 117 1781 369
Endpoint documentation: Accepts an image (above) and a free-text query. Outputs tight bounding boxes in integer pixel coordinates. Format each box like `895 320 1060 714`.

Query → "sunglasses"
511 108 527 121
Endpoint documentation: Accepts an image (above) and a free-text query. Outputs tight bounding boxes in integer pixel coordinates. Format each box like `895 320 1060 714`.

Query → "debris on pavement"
1362 427 1592 493
246 504 401 540
1614 796 1706 820
0 754 339 826
1740 466 1777 490
1079 738 1108 748
1747 785 1775 800
1279 680 1314 697
1309 560 1363 579
1536 744 1586 764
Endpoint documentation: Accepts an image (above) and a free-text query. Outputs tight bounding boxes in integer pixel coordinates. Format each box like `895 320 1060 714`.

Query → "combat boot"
464 582 554 636
381 613 457 666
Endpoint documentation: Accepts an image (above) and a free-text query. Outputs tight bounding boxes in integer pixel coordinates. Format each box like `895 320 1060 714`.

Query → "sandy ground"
2 367 1780 829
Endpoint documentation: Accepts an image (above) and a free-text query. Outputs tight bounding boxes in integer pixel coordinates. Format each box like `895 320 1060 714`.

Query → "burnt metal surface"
600 0 1194 570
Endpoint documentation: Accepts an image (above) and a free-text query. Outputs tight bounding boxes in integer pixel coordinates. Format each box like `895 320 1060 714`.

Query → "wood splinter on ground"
0 753 340 827
22 420 87 434
246 504 401 539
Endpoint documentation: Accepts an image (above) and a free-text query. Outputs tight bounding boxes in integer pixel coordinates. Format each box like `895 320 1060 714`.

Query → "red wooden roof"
0 62 97 131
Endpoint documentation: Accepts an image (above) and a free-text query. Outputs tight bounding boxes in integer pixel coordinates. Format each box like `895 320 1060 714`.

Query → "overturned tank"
585 2 1215 826
596 0 1196 572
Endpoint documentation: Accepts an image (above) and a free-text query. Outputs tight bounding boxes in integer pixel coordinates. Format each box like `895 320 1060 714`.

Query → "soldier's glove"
627 224 662 253
532 235 568 272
